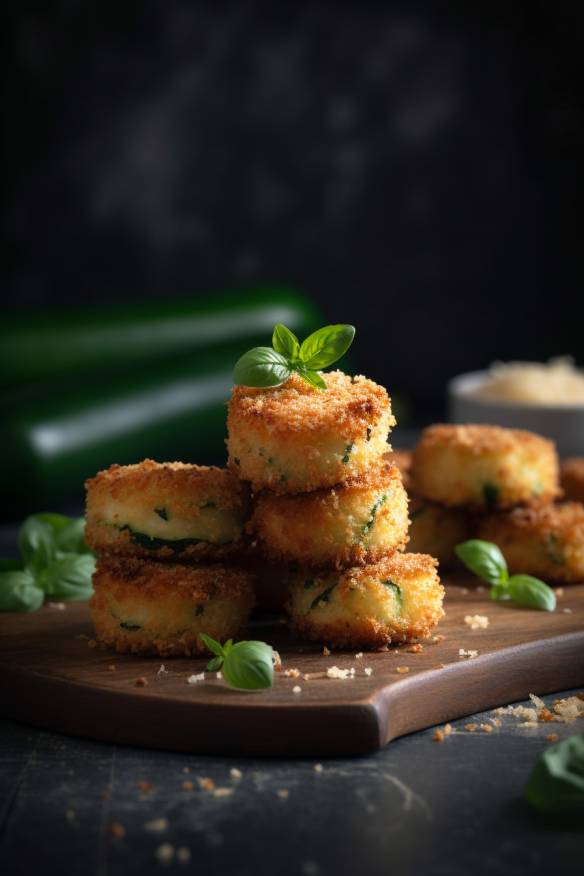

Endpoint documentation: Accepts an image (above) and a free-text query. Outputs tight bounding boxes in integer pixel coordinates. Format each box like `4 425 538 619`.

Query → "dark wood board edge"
373 630 584 748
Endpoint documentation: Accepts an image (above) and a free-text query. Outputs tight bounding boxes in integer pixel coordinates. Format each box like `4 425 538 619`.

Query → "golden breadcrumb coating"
288 553 444 650
85 460 249 561
478 502 584 584
227 370 395 493
90 556 254 656
411 424 559 509
560 458 584 503
250 462 409 569
407 495 473 568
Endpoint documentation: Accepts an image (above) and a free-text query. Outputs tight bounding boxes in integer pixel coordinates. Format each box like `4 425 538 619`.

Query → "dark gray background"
4 1 582 420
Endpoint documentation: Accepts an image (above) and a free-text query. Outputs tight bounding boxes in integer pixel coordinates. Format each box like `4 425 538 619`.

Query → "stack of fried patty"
392 424 584 585
85 461 255 655
227 370 445 649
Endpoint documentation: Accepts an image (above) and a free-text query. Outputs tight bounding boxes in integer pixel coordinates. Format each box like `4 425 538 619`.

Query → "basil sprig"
454 539 556 611
526 734 584 814
200 633 274 690
0 513 95 613
233 323 355 390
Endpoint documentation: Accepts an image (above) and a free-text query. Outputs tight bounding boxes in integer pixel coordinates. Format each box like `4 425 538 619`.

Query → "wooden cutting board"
1 577 582 757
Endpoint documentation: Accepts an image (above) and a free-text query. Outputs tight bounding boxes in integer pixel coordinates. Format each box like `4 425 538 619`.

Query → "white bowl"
448 370 584 458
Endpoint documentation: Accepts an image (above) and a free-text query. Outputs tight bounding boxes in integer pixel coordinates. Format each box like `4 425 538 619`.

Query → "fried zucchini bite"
478 502 584 584
560 458 584 503
412 424 559 509
250 462 409 569
407 496 472 568
227 371 395 493
288 553 443 650
91 557 255 656
85 460 249 561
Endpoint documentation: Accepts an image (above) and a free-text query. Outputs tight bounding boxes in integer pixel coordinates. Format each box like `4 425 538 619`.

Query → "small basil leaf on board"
454 539 509 586
233 347 291 388
17 516 56 572
507 575 556 612
206 656 224 672
299 324 356 370
37 554 95 599
296 368 327 390
54 518 91 554
199 633 225 657
0 570 44 612
525 734 584 814
221 641 274 690
272 323 300 360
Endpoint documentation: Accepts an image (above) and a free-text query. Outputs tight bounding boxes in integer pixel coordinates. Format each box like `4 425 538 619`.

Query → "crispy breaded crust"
478 501 584 584
86 460 246 513
411 423 560 508
85 460 249 561
227 371 395 494
407 495 473 568
288 553 444 650
250 462 409 569
229 370 393 435
560 458 584 503
91 557 254 656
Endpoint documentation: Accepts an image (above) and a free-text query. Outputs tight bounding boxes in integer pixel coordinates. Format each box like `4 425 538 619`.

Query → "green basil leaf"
55 518 91 554
525 734 584 814
295 367 327 390
454 539 509 586
272 323 300 360
221 641 274 690
206 655 224 672
233 347 291 388
507 575 556 612
199 633 225 657
37 554 95 599
298 324 356 370
18 516 57 572
0 570 44 612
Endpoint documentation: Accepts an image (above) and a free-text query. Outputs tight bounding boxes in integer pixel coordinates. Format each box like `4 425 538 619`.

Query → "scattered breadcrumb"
277 789 289 799
197 777 215 791
144 818 168 833
364 667 373 676
553 695 584 722
323 646 331 656
432 663 445 670
405 643 424 653
494 704 538 723
354 652 363 659
491 718 502 727
48 602 66 610
216 672 223 679
155 843 174 864
136 781 154 794
303 671 327 680
107 665 116 672
314 763 323 773
182 781 194 791
458 649 478 659
396 666 410 674
465 723 478 732
109 823 125 839
135 676 148 687
547 733 559 743
292 685 302 694
555 588 564 597
563 608 573 614
459 587 469 595
177 848 191 863
433 724 453 742
230 768 242 780
464 614 489 630
187 673 205 684
480 723 493 733
326 666 356 679
284 668 301 678
430 635 446 644
157 664 168 677
213 787 234 798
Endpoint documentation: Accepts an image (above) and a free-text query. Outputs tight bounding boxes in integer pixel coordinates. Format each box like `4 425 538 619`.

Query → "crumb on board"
430 635 446 644
323 646 331 656
182 781 194 791
433 724 453 742
135 677 148 687
107 665 116 671
216 672 223 679
157 664 168 677
547 733 559 743
303 671 327 680
48 602 66 610
136 781 154 794
464 614 489 630
197 777 215 791
563 608 573 614
230 768 242 780
396 666 410 674
465 723 478 732
293 685 302 694
405 643 423 653
213 787 234 798
326 666 356 679
284 668 302 678
314 763 323 773
493 693 584 726
364 667 373 676
109 823 126 839
355 652 363 659
480 723 493 733
144 818 168 833
432 663 445 670
458 649 478 659
555 588 564 597
187 673 205 684
276 789 289 799
155 844 174 864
